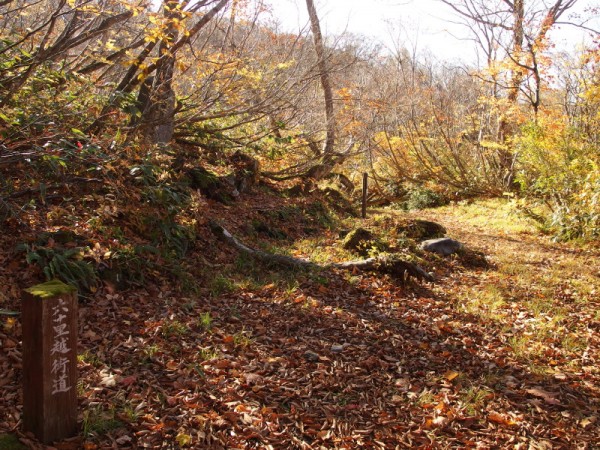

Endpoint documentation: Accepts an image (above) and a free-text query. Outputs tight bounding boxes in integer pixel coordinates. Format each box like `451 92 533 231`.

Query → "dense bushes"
516 112 600 240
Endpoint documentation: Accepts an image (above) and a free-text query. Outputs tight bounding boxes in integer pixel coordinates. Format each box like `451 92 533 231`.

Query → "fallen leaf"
99 369 117 387
215 359 232 369
488 411 518 426
580 416 597 428
121 375 137 386
165 361 179 371
176 432 192 447
115 435 132 445
443 370 460 381
526 387 562 405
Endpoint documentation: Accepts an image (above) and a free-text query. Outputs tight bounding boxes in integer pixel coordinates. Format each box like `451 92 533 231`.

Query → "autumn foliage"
1 1 600 448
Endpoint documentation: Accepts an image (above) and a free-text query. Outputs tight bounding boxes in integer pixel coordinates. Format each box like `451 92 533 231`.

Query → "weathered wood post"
361 172 368 219
22 280 78 444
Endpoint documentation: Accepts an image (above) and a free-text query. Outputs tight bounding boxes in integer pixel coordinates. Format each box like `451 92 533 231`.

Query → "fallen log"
209 221 434 283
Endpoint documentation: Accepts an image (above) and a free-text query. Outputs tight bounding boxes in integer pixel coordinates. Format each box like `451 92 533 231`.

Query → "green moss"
0 434 27 450
24 279 77 298
188 167 219 191
341 228 374 251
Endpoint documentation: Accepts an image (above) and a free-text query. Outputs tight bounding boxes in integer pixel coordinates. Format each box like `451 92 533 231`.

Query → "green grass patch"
82 406 122 437
0 434 26 450
161 319 189 338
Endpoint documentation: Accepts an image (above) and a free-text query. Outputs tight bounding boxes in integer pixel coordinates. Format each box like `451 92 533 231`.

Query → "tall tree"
305 0 337 177
439 0 579 187
138 0 230 144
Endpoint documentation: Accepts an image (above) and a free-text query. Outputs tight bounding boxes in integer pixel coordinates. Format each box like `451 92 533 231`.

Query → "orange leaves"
336 87 353 103
488 411 519 427
3 176 600 450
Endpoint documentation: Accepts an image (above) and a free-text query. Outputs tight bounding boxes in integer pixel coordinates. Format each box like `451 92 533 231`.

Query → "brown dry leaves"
1 204 600 449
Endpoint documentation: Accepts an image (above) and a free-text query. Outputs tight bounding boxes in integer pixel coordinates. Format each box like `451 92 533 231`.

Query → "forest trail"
1 200 599 449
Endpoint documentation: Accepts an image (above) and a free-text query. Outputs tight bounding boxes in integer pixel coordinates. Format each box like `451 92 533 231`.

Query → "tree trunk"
90 0 229 137
139 0 180 145
305 0 337 171
498 0 524 188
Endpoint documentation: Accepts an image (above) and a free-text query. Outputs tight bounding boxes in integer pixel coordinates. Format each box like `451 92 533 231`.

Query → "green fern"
18 244 98 292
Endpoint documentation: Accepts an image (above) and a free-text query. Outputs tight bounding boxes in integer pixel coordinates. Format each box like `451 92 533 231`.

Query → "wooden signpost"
22 280 78 444
362 172 368 219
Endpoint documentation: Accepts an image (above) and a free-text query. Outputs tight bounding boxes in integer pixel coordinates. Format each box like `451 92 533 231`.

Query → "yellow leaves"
104 40 119 52
145 11 191 44
175 432 192 447
3 316 17 331
176 60 189 72
443 370 460 382
79 3 101 14
122 2 143 17
275 61 294 70
237 66 263 83
479 140 507 150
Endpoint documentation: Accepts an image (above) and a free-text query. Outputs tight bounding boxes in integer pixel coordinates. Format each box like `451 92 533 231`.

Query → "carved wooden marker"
22 280 78 444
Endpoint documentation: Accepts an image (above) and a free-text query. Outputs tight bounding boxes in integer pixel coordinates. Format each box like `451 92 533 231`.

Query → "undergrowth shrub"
17 244 98 292
405 185 445 210
130 153 195 258
516 118 600 240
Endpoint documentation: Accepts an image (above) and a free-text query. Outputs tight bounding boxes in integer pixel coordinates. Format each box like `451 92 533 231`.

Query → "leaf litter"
1 200 599 449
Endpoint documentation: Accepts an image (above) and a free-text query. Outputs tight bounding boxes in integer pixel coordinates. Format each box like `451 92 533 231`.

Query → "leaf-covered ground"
1 198 599 449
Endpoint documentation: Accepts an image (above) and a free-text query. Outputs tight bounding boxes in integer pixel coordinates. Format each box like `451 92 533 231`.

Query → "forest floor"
1 193 599 449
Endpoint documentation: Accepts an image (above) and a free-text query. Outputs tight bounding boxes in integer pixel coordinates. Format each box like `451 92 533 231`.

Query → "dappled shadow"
2 202 599 448
4 260 587 449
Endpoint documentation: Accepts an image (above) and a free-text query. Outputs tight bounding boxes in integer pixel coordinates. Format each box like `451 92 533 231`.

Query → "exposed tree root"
209 221 434 283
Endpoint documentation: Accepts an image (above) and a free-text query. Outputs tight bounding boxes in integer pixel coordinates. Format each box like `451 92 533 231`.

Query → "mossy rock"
187 167 220 191
342 228 373 249
458 248 489 269
342 228 387 255
396 219 446 240
187 167 236 204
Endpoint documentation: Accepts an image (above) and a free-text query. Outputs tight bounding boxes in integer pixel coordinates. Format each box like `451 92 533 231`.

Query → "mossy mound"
342 228 374 251
396 219 446 240
187 167 237 204
341 228 387 256
321 187 357 217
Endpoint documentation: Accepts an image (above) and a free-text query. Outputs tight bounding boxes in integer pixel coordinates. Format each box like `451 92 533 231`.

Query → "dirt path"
1 200 599 449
